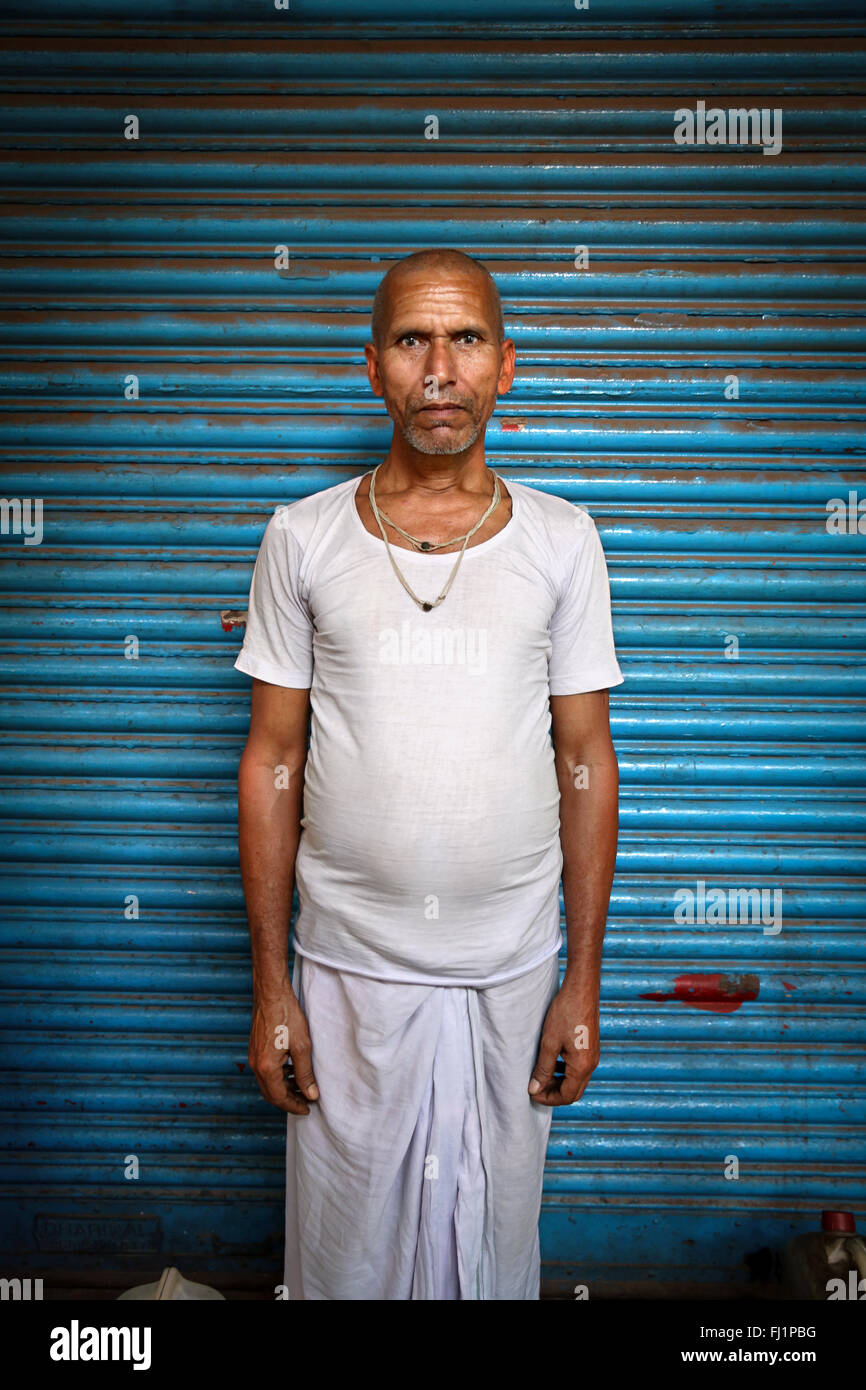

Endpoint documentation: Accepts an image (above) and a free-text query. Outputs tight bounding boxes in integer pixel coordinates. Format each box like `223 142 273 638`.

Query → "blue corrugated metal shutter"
0 1 863 1297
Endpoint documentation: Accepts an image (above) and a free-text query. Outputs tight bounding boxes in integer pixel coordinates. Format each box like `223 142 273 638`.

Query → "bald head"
370 248 504 349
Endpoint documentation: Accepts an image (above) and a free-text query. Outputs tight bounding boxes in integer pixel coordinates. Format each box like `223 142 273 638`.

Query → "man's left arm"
528 688 619 1106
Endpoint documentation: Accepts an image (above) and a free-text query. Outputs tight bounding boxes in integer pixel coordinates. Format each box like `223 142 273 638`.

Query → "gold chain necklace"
367 465 501 613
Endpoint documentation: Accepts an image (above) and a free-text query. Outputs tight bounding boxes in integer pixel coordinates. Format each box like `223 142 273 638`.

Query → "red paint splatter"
782 980 797 991
500 419 524 431
235 1062 246 1073
640 972 760 1014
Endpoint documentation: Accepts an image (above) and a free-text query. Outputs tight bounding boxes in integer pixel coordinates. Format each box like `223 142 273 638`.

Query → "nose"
423 338 458 396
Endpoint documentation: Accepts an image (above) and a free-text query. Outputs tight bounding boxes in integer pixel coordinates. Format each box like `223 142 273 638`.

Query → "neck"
374 445 491 499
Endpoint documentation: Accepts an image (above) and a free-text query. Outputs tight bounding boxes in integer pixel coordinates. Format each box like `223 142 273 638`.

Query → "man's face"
365 268 514 456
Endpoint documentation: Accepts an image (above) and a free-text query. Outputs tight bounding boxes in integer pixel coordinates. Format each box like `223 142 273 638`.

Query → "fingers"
530 1072 586 1108
529 1051 595 1107
287 1033 319 1103
255 1062 310 1116
528 1032 561 1098
249 999 320 1115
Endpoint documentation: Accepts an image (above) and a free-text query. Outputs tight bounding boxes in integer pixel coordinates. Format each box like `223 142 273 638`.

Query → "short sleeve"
548 510 624 696
234 510 314 688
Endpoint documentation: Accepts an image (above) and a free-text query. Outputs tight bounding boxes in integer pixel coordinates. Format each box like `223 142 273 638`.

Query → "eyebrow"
390 325 489 340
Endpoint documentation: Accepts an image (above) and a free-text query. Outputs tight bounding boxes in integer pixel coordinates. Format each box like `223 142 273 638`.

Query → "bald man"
236 249 624 1300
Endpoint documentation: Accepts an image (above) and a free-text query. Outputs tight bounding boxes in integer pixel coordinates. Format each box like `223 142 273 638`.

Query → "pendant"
421 602 433 612
420 541 431 550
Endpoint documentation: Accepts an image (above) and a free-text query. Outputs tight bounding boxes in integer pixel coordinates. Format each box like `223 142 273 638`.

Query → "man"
235 248 624 1300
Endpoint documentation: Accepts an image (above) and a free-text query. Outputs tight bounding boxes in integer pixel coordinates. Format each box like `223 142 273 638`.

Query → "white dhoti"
284 949 561 1300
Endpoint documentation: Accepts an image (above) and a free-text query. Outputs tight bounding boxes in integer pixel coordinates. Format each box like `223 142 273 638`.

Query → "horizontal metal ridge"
1 828 863 867
0 0 864 30
0 783 864 828
1 260 866 297
2 1034 863 1079
3 741 865 780
4 369 866 409
1 1001 861 1046
0 36 863 91
1 1074 862 1122
1 1116 862 1164
2 915 864 948
1 570 863 607
2 458 863 488
1 314 866 350
0 952 862 1000
0 1154 856 1202
2 208 866 248
1 96 864 139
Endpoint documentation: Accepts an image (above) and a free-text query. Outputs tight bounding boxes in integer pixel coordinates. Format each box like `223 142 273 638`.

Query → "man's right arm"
238 677 319 1114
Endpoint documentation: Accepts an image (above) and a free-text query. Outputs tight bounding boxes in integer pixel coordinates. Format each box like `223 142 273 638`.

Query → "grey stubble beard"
399 409 483 456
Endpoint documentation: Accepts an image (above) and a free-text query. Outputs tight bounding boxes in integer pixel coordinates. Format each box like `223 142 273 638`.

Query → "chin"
403 425 480 455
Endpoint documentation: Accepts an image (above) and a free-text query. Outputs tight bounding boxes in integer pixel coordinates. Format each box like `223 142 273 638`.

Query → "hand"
528 983 600 1107
249 989 319 1115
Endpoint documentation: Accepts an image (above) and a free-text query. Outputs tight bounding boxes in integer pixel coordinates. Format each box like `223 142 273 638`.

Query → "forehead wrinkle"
372 252 503 346
383 276 497 341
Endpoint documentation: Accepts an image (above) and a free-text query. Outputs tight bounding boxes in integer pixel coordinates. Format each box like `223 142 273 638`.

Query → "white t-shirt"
235 473 624 987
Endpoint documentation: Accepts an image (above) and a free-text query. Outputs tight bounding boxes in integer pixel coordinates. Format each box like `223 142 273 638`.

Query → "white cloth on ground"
284 949 562 1300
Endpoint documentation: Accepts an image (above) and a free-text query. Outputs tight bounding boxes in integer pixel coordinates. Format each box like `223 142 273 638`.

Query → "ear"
364 342 384 397
497 338 516 396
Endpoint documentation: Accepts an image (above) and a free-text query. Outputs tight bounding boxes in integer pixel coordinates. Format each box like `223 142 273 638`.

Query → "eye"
398 334 420 347
459 332 479 345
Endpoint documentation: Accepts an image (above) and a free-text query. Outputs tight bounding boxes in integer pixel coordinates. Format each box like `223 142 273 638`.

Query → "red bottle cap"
821 1210 856 1233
